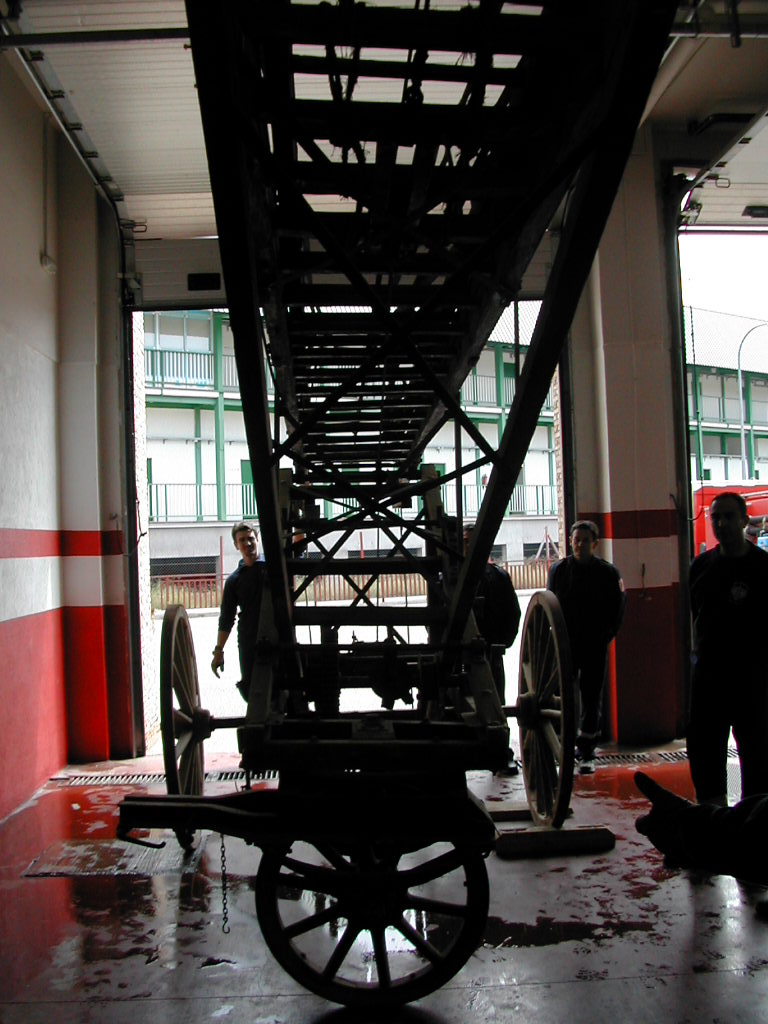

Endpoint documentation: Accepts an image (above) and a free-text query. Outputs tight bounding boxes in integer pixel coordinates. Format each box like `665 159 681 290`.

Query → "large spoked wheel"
255 838 489 1008
517 590 575 828
160 605 205 847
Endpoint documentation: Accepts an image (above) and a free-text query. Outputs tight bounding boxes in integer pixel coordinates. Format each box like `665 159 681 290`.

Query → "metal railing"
149 481 557 522
508 483 557 515
461 374 497 406
149 483 218 522
460 374 554 412
145 348 214 389
148 482 262 522
503 378 554 411
151 559 550 610
152 575 222 610
696 394 742 423
222 353 239 391
145 347 275 395
145 351 562 414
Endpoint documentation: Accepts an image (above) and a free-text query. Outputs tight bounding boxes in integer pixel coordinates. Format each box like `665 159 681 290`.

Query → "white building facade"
143 302 561 583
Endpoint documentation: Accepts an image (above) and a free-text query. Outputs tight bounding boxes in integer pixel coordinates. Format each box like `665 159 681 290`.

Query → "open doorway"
679 231 768 557
131 302 562 751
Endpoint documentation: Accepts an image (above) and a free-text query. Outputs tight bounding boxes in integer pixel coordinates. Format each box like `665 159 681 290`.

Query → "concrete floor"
2 749 767 1024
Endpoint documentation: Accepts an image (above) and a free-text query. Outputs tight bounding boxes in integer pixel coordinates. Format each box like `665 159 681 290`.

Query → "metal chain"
220 833 230 934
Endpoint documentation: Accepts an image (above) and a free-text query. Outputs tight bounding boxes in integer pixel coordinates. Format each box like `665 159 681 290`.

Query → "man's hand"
211 645 224 676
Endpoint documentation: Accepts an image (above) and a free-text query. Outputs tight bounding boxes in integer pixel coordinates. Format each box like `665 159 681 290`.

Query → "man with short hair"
211 521 266 701
547 520 625 774
688 491 768 805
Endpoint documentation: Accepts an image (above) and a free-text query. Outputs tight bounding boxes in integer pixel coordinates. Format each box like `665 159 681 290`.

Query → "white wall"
0 66 60 532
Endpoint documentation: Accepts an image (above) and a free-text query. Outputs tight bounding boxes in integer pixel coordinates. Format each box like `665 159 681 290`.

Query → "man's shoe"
578 756 596 775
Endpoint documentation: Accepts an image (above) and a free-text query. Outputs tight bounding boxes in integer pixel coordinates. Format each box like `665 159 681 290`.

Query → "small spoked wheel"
160 604 206 848
517 590 575 828
255 838 489 1008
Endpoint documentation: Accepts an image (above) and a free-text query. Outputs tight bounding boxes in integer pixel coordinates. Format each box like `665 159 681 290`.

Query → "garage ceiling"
3 0 768 249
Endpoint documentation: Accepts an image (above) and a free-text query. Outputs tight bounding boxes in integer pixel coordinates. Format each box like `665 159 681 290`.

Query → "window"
158 314 185 351
186 317 212 353
143 311 213 353
752 379 768 425
144 313 156 348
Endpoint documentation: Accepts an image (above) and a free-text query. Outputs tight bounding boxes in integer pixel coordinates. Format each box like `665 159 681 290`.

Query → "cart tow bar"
117 828 166 850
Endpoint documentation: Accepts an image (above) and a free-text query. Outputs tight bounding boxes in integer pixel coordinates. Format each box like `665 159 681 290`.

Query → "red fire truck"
692 483 768 554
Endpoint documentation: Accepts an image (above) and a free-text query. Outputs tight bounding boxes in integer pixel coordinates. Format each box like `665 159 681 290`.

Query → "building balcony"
148 481 557 523
145 348 215 390
144 353 553 418
149 482 256 522
461 374 498 406
460 374 554 412
145 349 275 396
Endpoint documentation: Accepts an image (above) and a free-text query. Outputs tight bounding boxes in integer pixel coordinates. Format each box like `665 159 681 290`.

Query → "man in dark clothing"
547 519 624 774
687 491 768 805
211 521 266 701
463 525 521 776
463 525 521 704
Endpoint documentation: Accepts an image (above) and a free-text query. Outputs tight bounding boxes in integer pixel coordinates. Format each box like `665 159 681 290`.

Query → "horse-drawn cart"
119 0 676 1006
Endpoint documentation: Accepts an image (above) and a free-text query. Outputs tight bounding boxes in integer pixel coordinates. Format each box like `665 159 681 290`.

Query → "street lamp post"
737 323 768 480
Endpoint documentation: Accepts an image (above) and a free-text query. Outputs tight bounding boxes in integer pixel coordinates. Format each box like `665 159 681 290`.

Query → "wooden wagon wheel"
255 838 489 1008
160 604 206 847
517 590 575 828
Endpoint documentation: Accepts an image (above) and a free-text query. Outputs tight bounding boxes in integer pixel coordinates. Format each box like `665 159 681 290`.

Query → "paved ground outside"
148 591 534 754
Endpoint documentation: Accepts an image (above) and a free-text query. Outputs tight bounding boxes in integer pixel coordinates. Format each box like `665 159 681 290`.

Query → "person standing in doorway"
211 521 266 701
463 524 521 704
464 523 521 776
547 520 625 774
688 491 768 805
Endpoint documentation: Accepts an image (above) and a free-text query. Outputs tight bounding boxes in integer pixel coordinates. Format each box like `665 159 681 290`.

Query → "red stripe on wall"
581 509 678 541
0 527 124 558
61 530 102 556
0 529 60 558
101 530 124 556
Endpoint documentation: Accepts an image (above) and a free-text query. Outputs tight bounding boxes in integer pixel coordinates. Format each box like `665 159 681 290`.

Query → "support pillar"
567 124 687 744
58 139 132 760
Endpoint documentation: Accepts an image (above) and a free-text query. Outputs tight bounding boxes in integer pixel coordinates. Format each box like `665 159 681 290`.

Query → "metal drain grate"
593 749 696 767
594 752 655 766
595 748 738 767
648 750 688 764
51 769 278 786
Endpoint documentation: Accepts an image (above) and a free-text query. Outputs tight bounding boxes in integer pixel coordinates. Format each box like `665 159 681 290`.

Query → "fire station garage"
2 2 768 1021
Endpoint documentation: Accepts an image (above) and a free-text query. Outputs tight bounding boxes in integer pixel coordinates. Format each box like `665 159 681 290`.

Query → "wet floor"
2 750 767 1024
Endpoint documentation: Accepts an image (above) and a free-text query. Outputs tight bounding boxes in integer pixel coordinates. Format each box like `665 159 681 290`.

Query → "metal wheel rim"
160 604 205 800
255 838 489 1008
518 590 575 828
